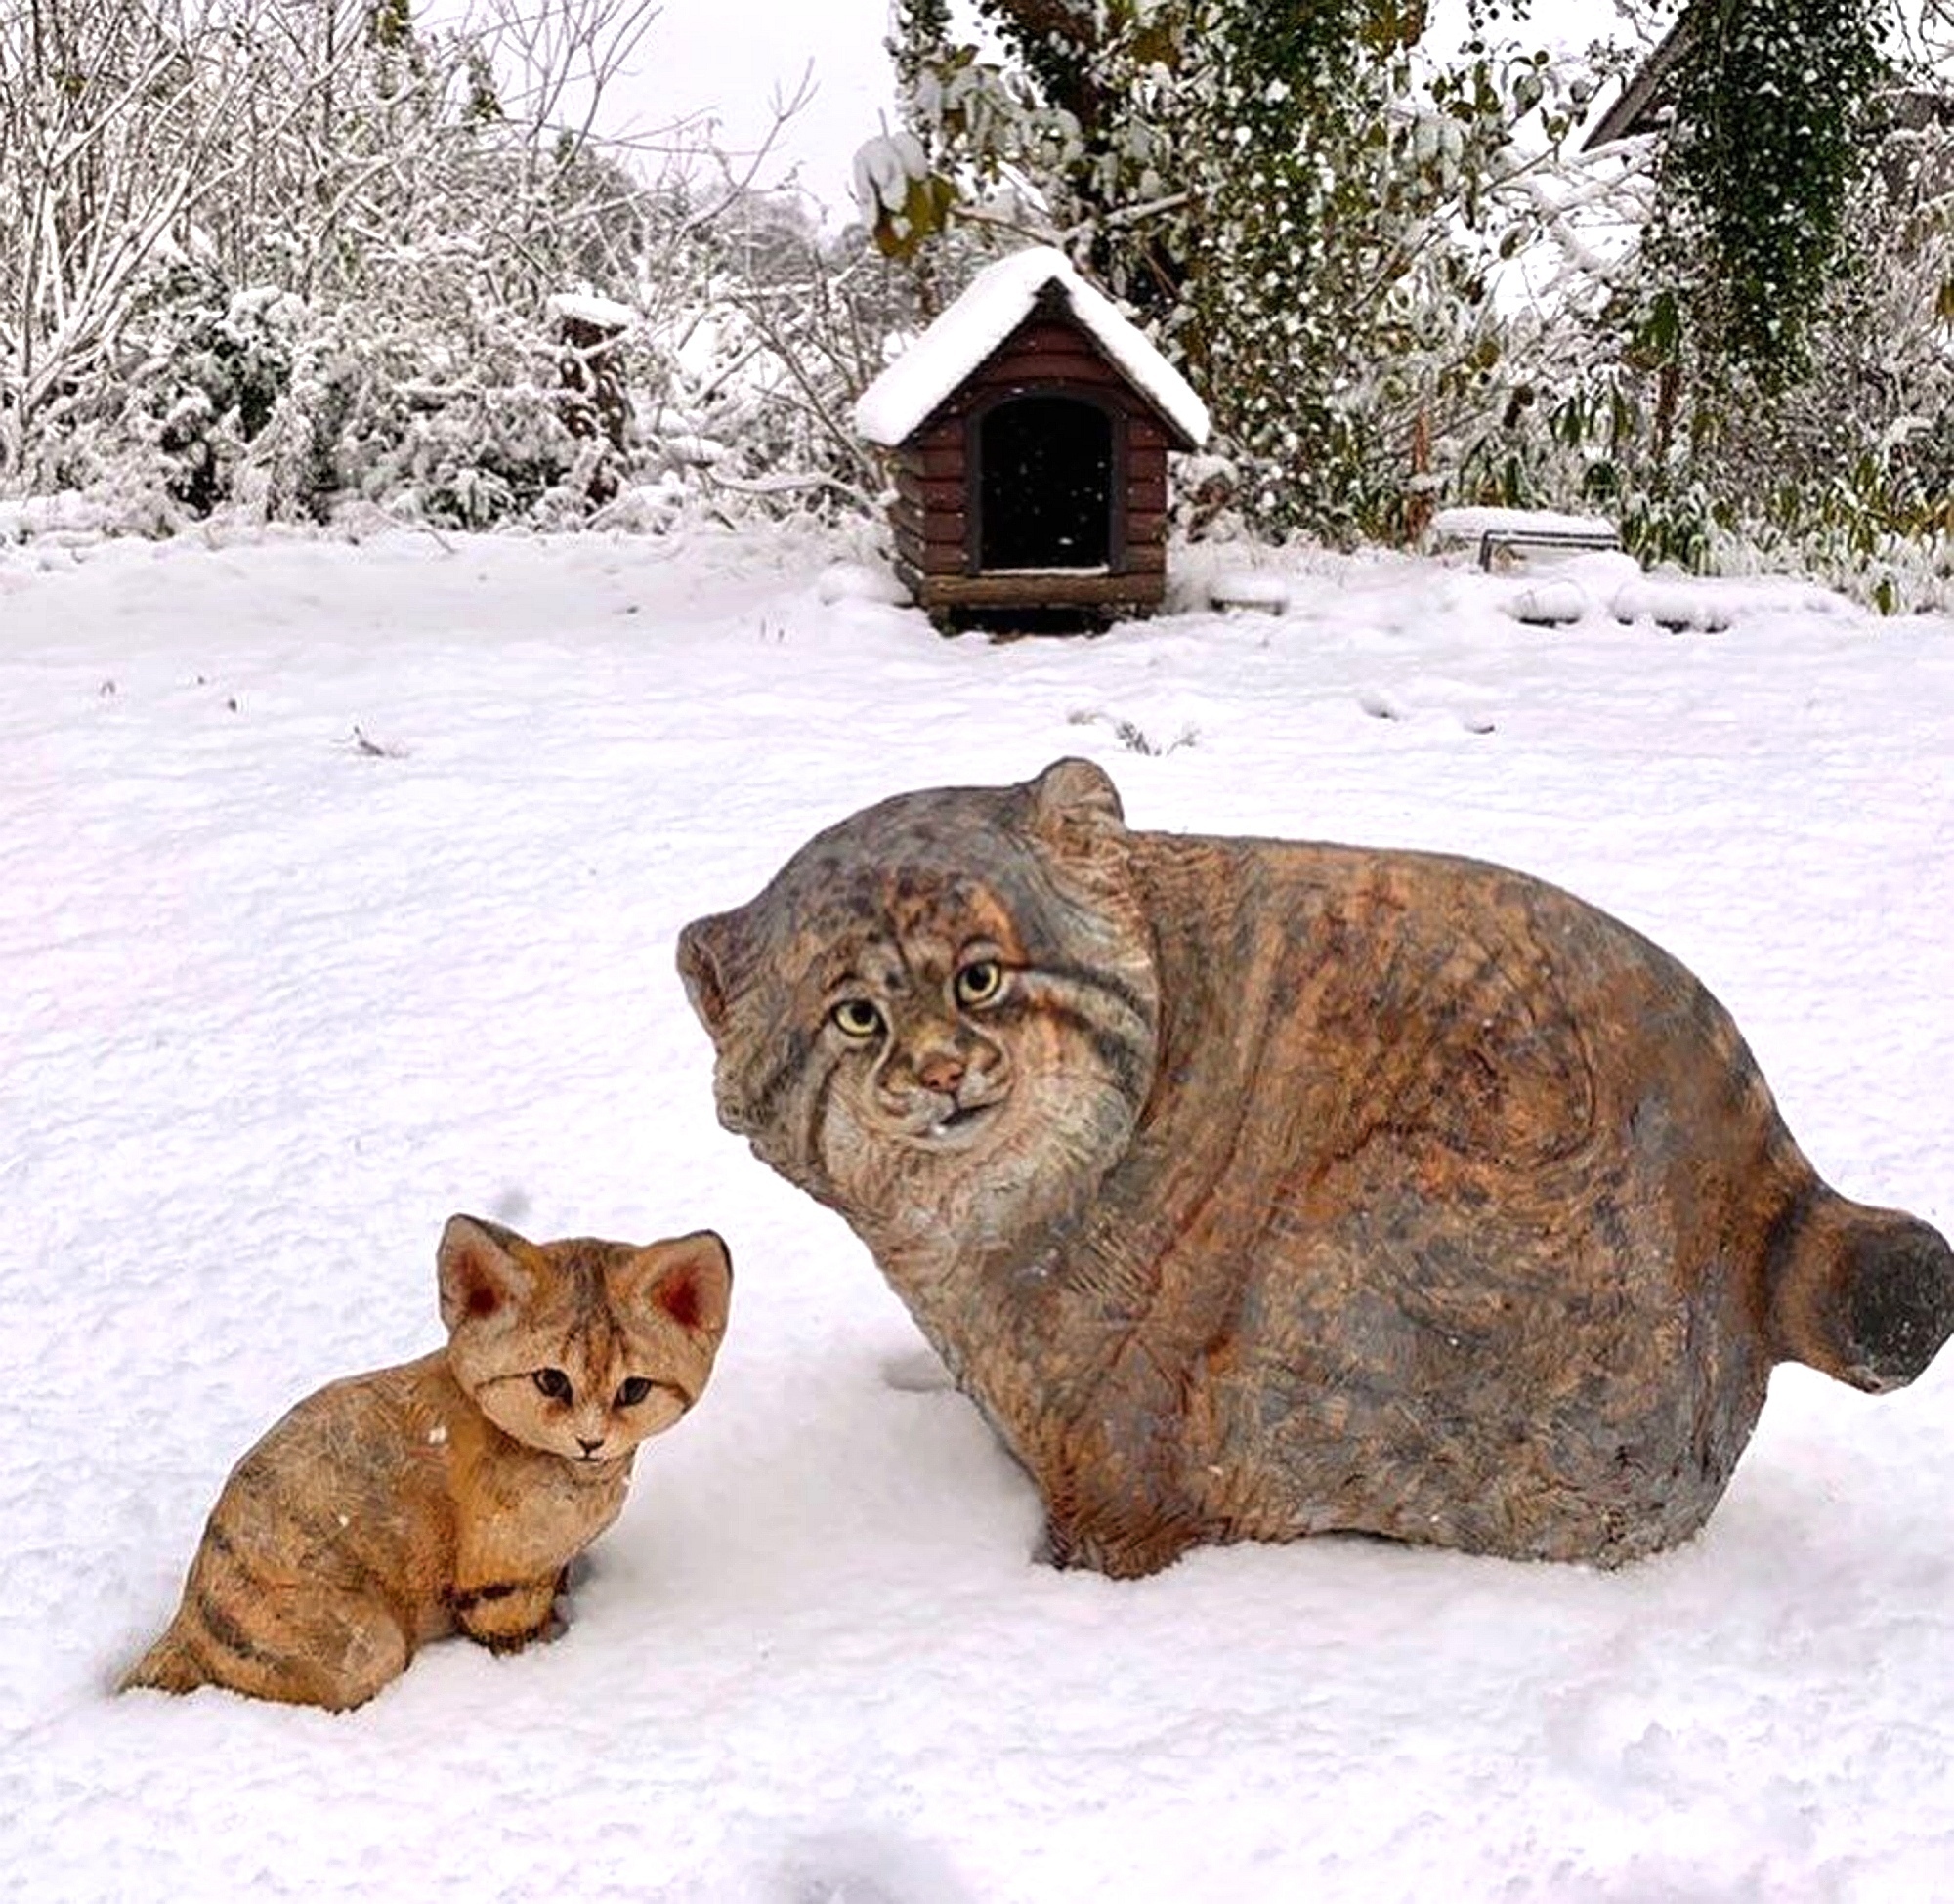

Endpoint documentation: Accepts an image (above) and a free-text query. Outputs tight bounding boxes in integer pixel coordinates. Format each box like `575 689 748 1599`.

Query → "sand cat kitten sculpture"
678 757 1952 1577
123 1215 731 1710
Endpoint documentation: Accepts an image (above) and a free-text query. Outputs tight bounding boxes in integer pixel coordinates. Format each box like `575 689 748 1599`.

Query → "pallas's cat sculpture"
123 1215 732 1708
678 758 1951 1576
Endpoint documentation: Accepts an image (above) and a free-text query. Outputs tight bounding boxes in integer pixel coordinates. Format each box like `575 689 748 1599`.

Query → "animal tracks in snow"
1357 681 1498 735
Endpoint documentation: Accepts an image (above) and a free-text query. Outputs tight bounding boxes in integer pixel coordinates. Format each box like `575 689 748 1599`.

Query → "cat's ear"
437 1214 537 1333
677 912 743 1037
1016 756 1126 859
632 1230 733 1339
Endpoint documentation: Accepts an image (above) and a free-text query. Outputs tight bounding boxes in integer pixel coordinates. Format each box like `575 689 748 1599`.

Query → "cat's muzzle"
889 1083 1009 1148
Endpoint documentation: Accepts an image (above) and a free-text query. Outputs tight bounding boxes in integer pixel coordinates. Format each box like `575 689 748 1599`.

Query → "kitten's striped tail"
1767 1188 1954 1392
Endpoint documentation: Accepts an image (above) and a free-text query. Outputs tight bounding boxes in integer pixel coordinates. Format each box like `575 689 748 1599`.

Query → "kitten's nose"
577 1436 605 1456
916 1050 964 1093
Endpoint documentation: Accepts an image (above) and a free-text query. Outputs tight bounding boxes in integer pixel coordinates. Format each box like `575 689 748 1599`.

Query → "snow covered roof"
853 246 1210 449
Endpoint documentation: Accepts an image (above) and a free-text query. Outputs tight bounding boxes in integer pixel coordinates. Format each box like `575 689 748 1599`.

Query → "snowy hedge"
2 0 1949 611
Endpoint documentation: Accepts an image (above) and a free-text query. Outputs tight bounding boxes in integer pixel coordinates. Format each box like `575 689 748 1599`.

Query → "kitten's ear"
437 1214 537 1333
1016 756 1126 858
633 1230 733 1339
677 912 742 1037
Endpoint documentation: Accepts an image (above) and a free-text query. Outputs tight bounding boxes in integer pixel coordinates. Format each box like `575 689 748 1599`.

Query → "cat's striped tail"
1768 1188 1954 1392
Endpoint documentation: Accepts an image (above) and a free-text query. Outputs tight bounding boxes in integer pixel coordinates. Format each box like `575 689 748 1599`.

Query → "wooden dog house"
854 248 1210 628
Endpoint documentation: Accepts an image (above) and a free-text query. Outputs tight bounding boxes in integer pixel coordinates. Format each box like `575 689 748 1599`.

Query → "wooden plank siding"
894 469 967 514
914 442 968 483
915 540 975 577
889 496 968 550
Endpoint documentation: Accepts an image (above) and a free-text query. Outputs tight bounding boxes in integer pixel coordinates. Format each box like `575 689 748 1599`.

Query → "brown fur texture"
678 757 1953 1576
122 1217 731 1709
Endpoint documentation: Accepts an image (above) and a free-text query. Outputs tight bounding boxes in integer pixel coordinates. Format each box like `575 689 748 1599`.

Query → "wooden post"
1405 404 1434 544
550 294 634 505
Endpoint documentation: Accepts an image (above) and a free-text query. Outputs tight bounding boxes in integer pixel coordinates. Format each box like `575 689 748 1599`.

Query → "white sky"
587 0 1649 219
600 0 899 212
497 0 1950 236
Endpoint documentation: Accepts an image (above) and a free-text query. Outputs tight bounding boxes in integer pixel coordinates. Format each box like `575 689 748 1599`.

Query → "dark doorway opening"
978 397 1114 570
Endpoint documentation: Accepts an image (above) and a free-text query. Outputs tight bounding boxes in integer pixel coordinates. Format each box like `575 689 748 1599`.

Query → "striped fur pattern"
121 1217 731 1710
679 757 1953 1574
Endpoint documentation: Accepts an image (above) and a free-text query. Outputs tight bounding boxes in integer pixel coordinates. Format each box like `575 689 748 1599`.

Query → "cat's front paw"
1038 1512 1192 1581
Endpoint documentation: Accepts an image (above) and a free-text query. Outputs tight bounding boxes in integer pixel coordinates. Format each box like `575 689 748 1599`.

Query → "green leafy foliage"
1654 0 1889 388
887 0 1566 543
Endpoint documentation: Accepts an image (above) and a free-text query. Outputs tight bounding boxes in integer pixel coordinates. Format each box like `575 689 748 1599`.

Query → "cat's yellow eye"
532 1367 573 1403
831 998 884 1039
954 959 1004 1008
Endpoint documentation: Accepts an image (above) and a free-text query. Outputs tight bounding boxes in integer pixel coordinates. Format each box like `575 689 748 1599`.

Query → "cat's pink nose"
916 1051 965 1093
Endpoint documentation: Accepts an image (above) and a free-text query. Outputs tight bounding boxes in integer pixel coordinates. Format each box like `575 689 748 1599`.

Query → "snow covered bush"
0 0 877 534
1513 73 1954 611
132 276 307 516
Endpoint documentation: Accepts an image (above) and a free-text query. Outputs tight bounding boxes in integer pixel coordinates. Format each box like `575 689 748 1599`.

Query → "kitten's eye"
954 959 1004 1007
830 998 884 1039
532 1368 573 1403
615 1376 654 1408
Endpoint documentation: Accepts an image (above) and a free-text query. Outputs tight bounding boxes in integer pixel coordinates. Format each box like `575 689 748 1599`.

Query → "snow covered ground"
6 523 1953 1901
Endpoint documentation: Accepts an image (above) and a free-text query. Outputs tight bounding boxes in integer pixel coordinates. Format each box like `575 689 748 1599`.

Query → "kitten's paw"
453 1576 563 1652
477 1629 533 1657
473 1612 562 1656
